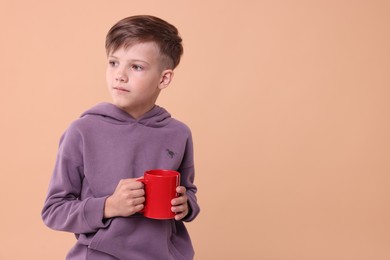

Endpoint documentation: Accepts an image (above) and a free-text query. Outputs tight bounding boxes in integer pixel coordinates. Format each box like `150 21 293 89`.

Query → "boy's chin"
110 95 132 106
112 101 130 110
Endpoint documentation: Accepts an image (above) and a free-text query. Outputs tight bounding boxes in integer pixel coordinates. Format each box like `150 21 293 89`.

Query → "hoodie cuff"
182 192 200 222
83 196 111 230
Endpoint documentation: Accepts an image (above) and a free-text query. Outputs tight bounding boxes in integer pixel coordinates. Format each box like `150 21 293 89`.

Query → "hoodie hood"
80 102 172 128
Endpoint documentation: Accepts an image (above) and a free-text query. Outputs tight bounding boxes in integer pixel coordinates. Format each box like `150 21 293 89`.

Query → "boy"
42 15 200 260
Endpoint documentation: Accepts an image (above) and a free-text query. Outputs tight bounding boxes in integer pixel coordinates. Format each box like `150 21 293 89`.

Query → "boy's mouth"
113 87 130 92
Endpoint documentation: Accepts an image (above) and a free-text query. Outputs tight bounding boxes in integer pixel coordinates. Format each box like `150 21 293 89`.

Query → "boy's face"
106 42 173 118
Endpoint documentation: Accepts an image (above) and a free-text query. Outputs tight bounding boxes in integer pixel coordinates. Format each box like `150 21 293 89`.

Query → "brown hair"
105 15 183 69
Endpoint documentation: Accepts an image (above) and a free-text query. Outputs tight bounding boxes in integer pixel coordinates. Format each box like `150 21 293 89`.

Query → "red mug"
137 169 180 219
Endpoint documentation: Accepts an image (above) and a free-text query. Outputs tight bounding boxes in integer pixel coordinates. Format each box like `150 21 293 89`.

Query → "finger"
134 203 144 212
119 178 144 189
130 188 145 198
133 196 145 205
171 205 186 213
176 186 186 194
129 181 144 190
174 210 188 221
171 195 187 206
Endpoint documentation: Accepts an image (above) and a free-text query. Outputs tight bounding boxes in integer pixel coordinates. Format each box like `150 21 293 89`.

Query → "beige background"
1 0 390 259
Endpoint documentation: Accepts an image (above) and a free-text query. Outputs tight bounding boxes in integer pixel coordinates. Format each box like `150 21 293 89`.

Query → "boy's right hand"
103 178 145 219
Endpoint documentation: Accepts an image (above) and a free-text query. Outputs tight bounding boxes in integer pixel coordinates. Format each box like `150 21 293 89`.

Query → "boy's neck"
116 103 156 120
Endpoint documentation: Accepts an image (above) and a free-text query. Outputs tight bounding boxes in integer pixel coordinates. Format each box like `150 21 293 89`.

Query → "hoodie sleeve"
41 124 110 234
178 132 200 222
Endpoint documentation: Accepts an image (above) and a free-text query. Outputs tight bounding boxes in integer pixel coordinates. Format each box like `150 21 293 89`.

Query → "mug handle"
137 177 145 184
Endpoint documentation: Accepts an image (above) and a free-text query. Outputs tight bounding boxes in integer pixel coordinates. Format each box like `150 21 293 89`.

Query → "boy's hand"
171 186 189 221
104 178 145 219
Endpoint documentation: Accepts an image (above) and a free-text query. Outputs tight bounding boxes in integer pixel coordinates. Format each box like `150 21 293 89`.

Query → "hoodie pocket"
167 220 191 260
89 216 175 259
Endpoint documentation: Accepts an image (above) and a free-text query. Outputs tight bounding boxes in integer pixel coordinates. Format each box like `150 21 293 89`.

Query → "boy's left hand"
171 186 189 221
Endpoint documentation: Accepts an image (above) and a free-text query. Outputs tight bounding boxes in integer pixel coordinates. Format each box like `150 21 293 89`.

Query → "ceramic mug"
137 169 180 219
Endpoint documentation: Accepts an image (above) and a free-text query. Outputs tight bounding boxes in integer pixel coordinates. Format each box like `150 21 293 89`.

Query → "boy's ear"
158 69 174 90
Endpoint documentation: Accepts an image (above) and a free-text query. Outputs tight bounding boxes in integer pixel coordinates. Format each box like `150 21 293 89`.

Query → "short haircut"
105 15 183 69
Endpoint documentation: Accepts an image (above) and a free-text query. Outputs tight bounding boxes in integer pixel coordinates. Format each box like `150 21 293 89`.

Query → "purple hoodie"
42 103 200 260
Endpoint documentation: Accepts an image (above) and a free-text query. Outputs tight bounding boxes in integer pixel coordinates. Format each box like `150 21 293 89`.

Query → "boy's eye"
108 60 118 67
131 64 143 71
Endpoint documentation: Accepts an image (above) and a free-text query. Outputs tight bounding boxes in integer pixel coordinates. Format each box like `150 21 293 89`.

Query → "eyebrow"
108 55 150 65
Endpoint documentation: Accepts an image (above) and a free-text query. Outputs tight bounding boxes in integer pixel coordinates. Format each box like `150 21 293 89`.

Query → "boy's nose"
116 75 127 82
115 69 128 82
